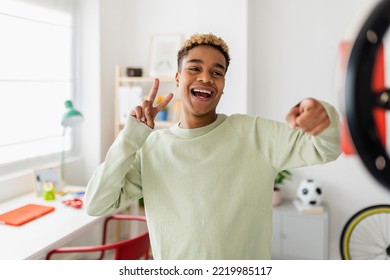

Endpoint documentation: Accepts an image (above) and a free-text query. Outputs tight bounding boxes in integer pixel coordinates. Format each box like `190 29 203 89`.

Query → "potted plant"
273 170 292 206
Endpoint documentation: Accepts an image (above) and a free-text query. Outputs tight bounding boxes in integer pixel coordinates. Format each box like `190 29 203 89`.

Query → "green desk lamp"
61 100 84 185
62 100 84 127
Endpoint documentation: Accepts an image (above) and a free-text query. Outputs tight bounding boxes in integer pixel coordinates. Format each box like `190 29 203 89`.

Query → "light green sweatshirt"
85 102 341 260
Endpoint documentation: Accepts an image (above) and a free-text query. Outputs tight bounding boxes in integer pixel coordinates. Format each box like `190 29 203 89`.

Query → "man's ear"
175 72 180 87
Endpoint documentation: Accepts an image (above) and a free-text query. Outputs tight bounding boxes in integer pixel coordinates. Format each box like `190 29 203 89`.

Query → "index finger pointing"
146 78 159 103
299 98 316 112
285 106 300 129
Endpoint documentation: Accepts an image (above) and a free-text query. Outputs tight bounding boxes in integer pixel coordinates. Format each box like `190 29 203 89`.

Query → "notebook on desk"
0 204 55 226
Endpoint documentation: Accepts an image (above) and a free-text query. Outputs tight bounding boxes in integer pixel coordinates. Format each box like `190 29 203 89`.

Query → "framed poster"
34 167 62 196
148 34 183 78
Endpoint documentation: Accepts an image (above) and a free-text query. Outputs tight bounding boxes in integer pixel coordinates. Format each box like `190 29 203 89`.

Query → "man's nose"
197 72 213 84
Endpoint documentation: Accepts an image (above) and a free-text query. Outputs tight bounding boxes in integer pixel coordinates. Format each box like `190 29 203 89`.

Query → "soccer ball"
297 179 323 208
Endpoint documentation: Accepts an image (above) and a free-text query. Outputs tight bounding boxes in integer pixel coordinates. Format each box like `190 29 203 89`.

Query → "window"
0 0 76 170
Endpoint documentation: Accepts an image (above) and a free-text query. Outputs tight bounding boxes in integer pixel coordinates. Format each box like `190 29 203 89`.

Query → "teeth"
193 89 212 94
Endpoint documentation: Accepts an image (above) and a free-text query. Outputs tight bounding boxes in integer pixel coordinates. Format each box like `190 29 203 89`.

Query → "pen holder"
42 181 56 200
156 110 168 121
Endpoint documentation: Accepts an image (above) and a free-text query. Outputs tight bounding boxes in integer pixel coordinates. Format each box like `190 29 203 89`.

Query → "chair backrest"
46 215 150 260
104 214 150 260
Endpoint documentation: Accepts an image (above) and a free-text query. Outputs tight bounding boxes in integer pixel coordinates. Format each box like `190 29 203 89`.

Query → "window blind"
0 0 76 166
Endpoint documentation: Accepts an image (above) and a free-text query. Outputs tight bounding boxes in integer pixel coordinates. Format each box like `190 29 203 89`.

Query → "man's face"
175 45 226 121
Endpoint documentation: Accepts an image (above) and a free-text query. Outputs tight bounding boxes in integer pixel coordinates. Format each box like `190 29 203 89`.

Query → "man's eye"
188 67 199 71
213 71 224 76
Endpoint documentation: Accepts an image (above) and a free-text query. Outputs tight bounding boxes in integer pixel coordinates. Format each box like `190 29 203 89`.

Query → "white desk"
0 188 107 260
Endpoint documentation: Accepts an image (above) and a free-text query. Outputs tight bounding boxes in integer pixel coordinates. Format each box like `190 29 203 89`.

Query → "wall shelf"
117 76 174 83
114 65 179 136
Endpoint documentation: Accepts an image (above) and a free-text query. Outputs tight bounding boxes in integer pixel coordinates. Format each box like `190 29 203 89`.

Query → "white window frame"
0 0 78 176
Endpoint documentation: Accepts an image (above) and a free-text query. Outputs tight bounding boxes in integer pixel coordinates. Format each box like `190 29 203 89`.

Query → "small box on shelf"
126 67 142 77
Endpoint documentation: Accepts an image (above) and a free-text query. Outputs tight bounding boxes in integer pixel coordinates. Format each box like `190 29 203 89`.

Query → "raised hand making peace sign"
130 78 174 129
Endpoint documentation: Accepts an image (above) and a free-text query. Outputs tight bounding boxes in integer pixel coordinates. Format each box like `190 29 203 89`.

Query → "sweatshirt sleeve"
85 117 153 216
258 101 341 172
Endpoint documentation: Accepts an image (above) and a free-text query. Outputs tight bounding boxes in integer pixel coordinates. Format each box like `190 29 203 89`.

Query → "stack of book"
293 199 324 214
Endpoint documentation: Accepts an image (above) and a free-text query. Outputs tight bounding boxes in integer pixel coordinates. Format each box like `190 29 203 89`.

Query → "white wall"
76 0 101 184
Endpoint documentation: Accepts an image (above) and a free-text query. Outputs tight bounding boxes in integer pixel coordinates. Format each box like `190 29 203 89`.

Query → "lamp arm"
61 126 67 185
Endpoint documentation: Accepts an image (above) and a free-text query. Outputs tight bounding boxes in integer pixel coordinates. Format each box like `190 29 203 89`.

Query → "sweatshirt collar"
170 114 227 138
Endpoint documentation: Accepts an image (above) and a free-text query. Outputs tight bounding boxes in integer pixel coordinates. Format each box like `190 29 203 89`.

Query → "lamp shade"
61 100 84 127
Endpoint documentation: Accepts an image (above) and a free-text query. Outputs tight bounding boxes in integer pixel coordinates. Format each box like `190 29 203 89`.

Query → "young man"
85 33 341 259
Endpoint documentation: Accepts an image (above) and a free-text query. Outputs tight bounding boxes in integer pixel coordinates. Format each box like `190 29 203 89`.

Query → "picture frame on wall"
148 34 183 78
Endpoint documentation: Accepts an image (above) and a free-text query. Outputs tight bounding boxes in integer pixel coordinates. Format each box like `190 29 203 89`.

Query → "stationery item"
62 198 83 209
0 204 55 226
42 181 56 201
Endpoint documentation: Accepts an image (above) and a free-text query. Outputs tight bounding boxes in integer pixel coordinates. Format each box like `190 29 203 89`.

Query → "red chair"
46 215 150 260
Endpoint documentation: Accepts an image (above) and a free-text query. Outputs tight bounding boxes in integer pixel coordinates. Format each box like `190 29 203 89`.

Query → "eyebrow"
186 58 226 71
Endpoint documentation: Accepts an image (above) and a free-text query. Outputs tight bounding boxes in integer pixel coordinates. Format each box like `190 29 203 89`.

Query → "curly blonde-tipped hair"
177 33 231 72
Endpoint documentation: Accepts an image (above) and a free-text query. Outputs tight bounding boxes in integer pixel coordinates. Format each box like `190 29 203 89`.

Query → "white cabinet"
272 200 329 259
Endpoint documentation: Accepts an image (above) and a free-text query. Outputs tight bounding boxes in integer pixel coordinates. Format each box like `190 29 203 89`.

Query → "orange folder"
0 204 55 226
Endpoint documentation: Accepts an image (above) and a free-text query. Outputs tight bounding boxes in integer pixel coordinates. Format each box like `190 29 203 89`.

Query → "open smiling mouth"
191 88 213 100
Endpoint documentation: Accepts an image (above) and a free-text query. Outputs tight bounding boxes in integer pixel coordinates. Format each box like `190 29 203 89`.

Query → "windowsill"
0 156 83 203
